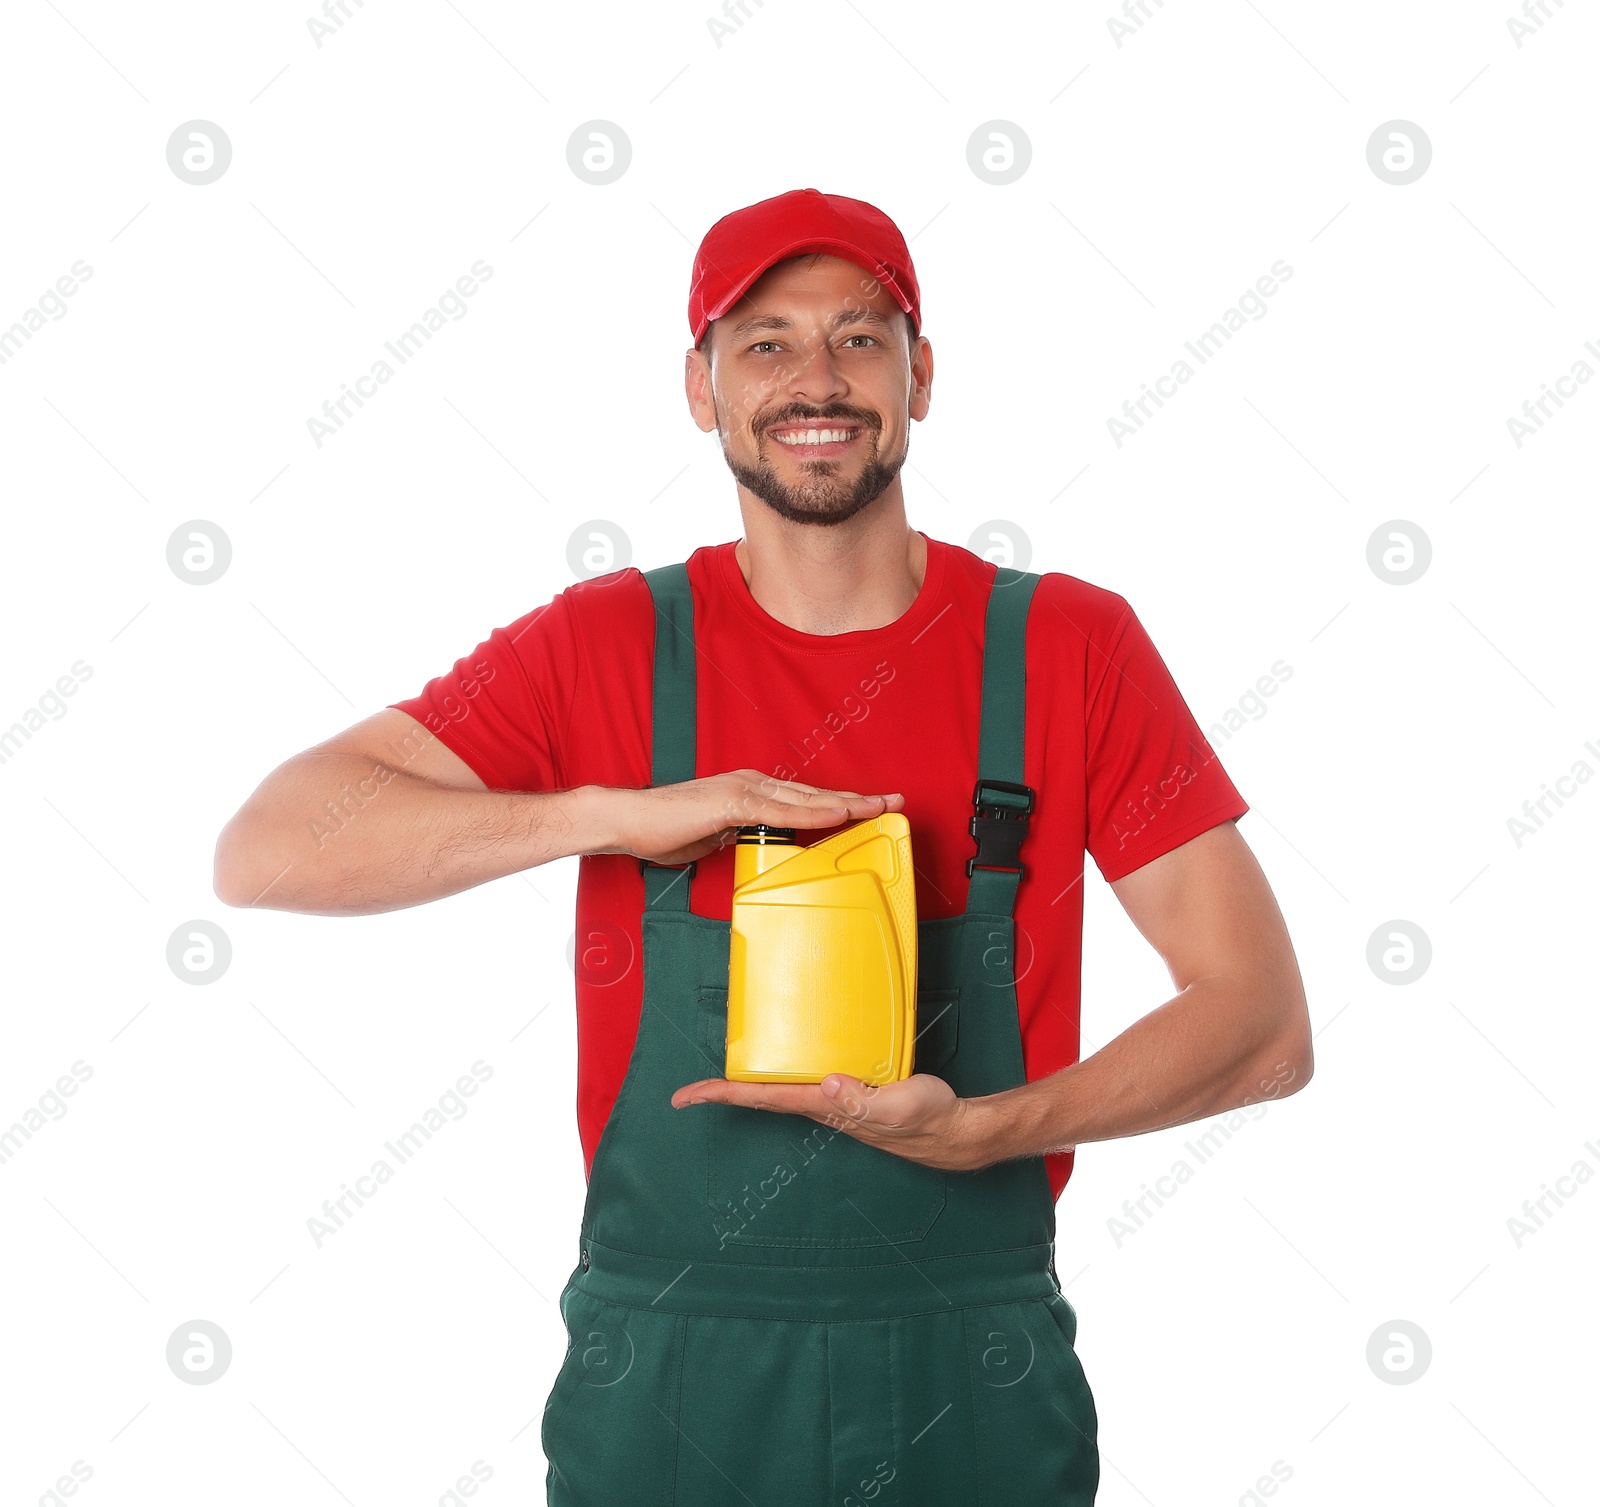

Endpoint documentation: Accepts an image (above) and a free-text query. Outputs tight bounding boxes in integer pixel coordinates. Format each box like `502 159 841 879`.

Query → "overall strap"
639 562 697 912
965 566 1042 918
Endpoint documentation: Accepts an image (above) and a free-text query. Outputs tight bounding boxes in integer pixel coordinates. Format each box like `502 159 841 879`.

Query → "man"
214 187 1312 1505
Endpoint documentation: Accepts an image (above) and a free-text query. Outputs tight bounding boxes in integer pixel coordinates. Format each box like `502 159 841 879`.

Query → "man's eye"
750 340 783 355
842 335 878 348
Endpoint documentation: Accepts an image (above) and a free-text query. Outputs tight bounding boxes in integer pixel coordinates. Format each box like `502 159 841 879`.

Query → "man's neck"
732 488 926 637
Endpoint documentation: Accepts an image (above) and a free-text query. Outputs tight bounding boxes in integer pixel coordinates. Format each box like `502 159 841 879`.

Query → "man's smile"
761 419 873 458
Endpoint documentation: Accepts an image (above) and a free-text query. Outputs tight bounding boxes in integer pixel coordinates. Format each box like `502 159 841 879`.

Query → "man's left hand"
671 1072 993 1172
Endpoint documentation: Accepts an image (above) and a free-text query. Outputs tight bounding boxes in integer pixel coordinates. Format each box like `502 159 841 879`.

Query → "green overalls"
541 561 1100 1505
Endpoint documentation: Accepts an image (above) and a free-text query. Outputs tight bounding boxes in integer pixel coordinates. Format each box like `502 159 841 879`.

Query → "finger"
747 777 864 807
734 788 899 829
715 788 849 829
723 769 902 809
674 1079 829 1114
737 772 891 808
820 1073 875 1123
744 775 852 798
670 1079 720 1107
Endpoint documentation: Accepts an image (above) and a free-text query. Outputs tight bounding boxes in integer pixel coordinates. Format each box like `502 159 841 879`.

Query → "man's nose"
779 336 847 405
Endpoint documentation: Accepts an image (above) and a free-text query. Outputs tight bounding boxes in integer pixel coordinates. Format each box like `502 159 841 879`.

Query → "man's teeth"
771 428 858 446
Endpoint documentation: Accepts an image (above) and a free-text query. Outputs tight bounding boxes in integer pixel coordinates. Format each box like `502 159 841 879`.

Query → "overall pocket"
1036 1291 1099 1440
699 985 948 1248
967 1300 1100 1505
541 1289 680 1503
540 1287 619 1449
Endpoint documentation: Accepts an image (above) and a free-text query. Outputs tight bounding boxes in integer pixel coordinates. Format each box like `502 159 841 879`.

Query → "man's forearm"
959 974 1313 1169
214 755 612 916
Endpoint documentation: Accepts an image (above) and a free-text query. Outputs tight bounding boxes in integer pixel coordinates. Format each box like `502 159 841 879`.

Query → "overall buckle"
966 779 1034 878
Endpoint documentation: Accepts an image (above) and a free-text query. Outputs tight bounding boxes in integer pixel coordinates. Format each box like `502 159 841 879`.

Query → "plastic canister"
726 814 918 1085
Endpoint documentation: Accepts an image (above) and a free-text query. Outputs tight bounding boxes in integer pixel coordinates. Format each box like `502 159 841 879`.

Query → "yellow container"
726 814 918 1085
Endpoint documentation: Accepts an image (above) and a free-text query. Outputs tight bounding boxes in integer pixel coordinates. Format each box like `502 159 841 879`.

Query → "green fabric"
544 560 1098 1504
966 564 1040 917
640 562 698 914
543 1285 1096 1503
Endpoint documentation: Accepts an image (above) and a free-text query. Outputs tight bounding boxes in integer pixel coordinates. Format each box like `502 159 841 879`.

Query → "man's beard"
720 404 906 527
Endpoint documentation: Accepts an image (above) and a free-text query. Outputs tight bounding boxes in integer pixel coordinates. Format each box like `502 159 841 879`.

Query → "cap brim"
695 236 916 344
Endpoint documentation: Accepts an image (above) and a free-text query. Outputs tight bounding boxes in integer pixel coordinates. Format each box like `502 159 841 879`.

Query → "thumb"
821 1073 871 1122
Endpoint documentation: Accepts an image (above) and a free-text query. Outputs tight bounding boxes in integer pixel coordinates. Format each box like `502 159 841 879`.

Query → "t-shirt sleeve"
386 591 580 793
1084 601 1249 882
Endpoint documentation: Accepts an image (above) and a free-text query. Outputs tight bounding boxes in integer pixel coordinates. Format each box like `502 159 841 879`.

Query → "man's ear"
685 340 718 434
908 334 933 423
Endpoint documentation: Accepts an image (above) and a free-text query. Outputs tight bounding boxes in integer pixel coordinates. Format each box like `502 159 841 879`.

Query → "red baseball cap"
688 188 921 347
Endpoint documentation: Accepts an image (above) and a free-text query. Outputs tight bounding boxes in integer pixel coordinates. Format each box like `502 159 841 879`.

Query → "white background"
2 1 1595 1504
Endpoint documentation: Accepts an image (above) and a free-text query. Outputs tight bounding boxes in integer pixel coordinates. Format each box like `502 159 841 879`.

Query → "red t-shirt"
388 534 1248 1200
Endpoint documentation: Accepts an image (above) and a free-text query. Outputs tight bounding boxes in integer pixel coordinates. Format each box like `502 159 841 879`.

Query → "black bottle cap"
735 824 798 841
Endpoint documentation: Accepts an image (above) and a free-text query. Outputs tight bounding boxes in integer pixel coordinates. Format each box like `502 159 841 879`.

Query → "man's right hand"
214 708 905 915
595 771 905 867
